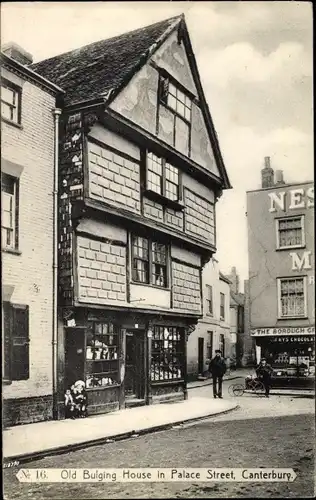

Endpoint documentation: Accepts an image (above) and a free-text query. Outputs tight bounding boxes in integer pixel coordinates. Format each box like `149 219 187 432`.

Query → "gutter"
52 108 62 419
1 53 64 94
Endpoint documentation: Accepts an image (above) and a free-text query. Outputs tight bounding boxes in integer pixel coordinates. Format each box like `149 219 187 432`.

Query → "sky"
1 1 313 287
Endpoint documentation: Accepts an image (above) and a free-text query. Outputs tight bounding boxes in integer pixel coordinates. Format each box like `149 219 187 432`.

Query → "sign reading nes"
268 187 314 213
268 187 314 274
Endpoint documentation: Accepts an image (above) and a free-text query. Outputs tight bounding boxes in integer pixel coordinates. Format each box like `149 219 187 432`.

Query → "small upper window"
160 76 192 122
1 173 19 250
158 75 191 156
206 285 213 315
220 292 225 320
276 216 305 249
1 79 21 125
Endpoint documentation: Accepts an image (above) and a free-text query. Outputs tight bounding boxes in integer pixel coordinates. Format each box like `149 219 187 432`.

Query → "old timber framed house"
31 15 231 418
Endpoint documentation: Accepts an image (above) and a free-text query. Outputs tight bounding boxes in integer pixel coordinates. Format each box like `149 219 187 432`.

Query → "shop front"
252 326 315 388
60 308 193 417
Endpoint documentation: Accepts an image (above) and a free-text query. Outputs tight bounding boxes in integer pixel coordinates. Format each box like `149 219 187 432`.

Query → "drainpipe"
52 108 62 419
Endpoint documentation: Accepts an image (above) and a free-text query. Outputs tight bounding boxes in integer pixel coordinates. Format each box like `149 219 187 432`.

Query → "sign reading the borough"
251 326 315 337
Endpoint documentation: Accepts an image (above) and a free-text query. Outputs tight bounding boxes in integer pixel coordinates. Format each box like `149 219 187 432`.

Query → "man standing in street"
256 358 273 397
209 350 227 398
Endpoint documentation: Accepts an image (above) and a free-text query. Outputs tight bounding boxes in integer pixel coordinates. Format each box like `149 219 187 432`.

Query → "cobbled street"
3 379 315 499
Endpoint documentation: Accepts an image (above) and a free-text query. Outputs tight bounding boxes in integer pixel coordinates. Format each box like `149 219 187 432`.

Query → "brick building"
30 15 231 417
187 259 232 380
247 157 314 385
1 45 63 425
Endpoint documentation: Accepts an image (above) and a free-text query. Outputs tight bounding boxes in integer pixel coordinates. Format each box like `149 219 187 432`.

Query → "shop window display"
263 339 315 378
85 322 119 388
151 326 184 381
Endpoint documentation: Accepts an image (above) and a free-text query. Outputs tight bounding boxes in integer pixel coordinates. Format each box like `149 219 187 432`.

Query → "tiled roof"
30 16 181 107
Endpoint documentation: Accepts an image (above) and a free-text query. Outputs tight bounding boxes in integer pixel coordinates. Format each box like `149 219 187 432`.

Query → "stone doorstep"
3 398 237 463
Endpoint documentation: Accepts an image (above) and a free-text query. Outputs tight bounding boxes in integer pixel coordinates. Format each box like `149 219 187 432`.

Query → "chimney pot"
275 170 285 185
2 42 33 65
264 156 271 168
261 156 274 188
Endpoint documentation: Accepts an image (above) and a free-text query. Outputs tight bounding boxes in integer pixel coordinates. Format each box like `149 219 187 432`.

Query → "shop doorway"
65 327 85 390
198 337 204 375
124 330 145 403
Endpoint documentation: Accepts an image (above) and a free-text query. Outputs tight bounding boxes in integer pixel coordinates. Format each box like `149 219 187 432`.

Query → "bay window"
146 152 181 203
132 235 168 288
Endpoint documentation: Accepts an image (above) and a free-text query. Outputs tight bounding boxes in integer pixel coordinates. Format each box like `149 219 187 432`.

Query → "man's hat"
215 350 222 354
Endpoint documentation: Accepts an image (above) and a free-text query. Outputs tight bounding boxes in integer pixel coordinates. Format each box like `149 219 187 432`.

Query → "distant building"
1 44 63 426
187 259 231 379
247 157 315 382
226 267 254 367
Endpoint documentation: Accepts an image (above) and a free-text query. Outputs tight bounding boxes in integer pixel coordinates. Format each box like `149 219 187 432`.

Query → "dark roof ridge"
30 14 183 67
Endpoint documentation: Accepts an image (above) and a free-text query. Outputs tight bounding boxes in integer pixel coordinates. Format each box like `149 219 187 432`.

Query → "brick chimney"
275 170 286 185
261 156 274 188
227 266 239 294
2 42 33 65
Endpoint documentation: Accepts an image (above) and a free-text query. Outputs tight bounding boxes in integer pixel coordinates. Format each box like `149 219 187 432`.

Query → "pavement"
3 396 238 463
187 368 249 389
4 368 314 463
188 369 315 397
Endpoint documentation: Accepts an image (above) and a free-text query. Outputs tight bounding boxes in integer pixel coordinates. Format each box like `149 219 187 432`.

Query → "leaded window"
85 322 119 388
160 76 192 121
147 153 163 195
132 236 149 284
132 235 168 288
151 326 184 381
146 152 180 202
279 277 306 318
277 216 304 249
151 242 167 287
158 75 191 156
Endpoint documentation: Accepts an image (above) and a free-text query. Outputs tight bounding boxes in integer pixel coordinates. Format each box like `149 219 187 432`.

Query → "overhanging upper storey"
30 15 232 192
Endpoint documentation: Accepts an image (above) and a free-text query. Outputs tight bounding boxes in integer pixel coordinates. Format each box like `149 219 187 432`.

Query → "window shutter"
3 302 12 380
12 304 29 380
159 76 169 103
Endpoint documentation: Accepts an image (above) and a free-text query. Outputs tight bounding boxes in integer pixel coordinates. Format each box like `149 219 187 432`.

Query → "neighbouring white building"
187 258 232 379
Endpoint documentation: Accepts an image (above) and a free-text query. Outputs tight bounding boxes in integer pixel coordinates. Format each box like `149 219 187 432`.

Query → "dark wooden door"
198 337 204 375
65 328 85 390
125 331 145 399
